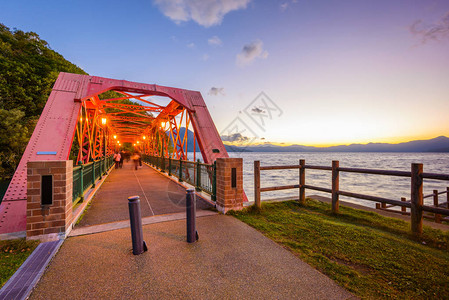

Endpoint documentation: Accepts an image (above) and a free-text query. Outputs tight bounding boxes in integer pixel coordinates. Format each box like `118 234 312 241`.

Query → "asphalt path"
31 215 355 299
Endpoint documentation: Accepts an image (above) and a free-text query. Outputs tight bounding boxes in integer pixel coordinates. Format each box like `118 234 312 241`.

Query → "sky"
1 0 449 146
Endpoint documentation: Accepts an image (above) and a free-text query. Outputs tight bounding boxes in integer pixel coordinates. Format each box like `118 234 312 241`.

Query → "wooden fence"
376 188 449 223
254 160 449 234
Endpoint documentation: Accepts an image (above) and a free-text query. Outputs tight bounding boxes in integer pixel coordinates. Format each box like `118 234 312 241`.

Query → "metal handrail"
72 156 114 205
143 154 216 198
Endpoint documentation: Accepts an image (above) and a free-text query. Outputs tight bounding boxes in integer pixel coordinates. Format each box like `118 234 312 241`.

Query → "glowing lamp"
101 117 107 125
143 136 146 140
161 121 166 128
137 141 140 144
113 135 117 139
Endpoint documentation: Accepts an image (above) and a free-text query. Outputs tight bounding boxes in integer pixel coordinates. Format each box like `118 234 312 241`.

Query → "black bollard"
128 196 148 255
186 189 199 243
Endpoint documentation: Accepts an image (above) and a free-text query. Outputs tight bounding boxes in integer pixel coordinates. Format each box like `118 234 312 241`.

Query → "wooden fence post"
401 197 407 215
447 187 449 209
254 160 261 209
433 190 441 223
299 159 305 205
411 163 423 235
332 160 339 213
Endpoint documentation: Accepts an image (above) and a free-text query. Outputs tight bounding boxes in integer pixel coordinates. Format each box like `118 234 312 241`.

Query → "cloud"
187 42 195 48
208 87 225 95
236 40 268 66
153 0 251 27
208 35 223 46
221 133 249 143
202 53 210 61
410 11 449 44
280 0 298 11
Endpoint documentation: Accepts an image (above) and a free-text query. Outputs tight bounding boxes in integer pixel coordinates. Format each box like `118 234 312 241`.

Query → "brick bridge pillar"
216 158 243 213
26 161 73 240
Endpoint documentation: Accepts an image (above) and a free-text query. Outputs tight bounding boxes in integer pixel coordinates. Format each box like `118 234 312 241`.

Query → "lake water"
222 152 449 209
1 153 448 209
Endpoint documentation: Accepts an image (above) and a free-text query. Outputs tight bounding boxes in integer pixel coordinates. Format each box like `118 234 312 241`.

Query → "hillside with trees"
0 24 87 180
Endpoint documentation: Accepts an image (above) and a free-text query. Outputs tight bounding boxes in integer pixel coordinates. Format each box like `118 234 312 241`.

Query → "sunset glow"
1 1 448 146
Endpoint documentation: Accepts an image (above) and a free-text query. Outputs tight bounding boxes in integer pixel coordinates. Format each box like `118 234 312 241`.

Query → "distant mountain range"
173 129 449 153
225 136 449 153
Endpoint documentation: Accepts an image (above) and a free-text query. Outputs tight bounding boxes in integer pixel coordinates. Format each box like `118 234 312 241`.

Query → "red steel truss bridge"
0 72 229 235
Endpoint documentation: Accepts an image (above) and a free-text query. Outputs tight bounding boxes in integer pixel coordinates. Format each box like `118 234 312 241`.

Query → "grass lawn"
0 239 39 288
230 199 449 299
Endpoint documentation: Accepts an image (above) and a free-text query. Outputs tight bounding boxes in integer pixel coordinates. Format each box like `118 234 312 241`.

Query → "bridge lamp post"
142 136 146 156
101 117 107 175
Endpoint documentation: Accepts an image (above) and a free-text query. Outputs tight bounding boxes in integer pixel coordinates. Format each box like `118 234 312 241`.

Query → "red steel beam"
0 72 230 235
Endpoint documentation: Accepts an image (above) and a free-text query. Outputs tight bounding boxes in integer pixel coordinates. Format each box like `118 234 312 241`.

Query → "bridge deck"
76 161 213 227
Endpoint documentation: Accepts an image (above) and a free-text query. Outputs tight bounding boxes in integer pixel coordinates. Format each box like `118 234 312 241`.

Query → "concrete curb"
70 210 218 237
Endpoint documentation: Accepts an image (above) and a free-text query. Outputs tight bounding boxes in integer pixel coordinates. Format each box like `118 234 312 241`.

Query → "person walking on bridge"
114 151 121 169
119 150 124 168
131 151 140 170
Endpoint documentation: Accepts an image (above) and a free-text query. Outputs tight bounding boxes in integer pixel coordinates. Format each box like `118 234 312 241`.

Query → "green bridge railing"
143 155 216 201
72 155 114 205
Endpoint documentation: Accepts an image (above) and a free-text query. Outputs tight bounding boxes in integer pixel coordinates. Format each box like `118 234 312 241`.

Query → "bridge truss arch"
0 72 228 234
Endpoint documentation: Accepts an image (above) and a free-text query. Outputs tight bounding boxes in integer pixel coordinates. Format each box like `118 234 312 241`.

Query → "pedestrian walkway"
30 215 355 299
25 161 355 299
76 161 213 227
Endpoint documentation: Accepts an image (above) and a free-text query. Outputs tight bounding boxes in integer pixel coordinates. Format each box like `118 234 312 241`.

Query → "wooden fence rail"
254 160 449 235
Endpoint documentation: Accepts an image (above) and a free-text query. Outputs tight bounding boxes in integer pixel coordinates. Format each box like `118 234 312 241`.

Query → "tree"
0 109 29 180
0 23 87 179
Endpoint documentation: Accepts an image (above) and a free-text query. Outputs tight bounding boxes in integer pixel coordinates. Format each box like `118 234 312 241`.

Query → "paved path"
76 161 213 227
27 161 355 299
30 215 355 299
